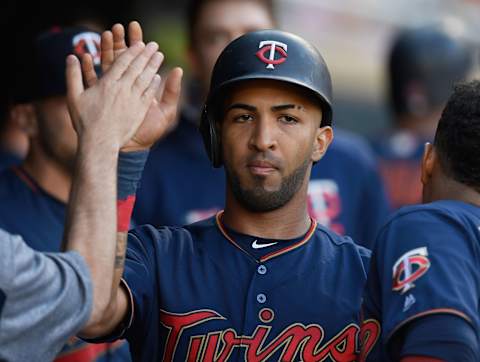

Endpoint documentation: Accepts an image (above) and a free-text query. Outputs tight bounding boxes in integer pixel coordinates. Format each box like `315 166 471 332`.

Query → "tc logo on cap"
256 40 288 69
73 32 101 65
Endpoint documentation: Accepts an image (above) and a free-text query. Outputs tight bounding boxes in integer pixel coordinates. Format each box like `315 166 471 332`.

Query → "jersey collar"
215 210 317 262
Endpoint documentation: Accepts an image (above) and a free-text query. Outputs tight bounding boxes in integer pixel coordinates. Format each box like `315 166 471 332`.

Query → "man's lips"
247 160 278 175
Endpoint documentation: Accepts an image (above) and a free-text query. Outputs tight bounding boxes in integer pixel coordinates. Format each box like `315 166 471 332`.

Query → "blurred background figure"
371 23 475 209
0 99 28 171
1 26 131 362
133 0 390 248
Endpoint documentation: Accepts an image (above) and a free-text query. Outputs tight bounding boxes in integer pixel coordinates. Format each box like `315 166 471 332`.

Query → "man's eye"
279 115 298 124
234 114 253 123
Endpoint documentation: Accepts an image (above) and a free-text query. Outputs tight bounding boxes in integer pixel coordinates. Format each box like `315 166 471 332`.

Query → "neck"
428 177 480 207
22 144 72 203
222 182 312 239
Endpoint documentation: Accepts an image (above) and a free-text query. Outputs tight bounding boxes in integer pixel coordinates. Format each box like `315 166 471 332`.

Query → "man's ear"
312 126 333 163
421 142 435 186
9 103 38 137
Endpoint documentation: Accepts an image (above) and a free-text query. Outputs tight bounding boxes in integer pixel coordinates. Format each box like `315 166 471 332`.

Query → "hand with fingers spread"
99 21 183 152
66 39 164 151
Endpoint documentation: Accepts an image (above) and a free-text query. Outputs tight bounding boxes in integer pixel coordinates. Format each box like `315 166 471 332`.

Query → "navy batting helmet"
200 29 333 168
389 24 473 117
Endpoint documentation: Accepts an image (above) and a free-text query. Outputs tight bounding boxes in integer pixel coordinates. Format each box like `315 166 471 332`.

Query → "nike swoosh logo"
251 239 278 249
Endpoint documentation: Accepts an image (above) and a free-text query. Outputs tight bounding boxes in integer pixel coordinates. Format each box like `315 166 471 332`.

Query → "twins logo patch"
256 40 288 69
392 247 430 294
72 32 101 65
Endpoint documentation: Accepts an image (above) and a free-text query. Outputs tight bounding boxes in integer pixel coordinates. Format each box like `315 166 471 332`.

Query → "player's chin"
248 174 283 191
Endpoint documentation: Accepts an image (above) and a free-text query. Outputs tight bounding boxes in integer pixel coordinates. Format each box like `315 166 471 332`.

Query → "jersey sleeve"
0 230 92 361
398 314 479 361
121 228 160 342
362 208 480 360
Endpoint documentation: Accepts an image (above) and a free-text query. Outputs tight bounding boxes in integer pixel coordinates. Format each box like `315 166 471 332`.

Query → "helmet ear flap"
200 106 222 168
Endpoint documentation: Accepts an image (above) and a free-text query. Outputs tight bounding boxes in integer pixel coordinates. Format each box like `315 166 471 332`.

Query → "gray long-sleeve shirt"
0 229 92 361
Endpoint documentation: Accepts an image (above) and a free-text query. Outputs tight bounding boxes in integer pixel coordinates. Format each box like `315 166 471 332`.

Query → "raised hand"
89 21 183 152
66 40 164 151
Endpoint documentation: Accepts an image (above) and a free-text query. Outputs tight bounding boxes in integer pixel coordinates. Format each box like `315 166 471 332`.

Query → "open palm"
83 21 183 152
124 68 182 152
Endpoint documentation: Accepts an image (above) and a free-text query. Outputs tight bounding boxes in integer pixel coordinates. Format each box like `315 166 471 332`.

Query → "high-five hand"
91 21 183 152
66 40 164 151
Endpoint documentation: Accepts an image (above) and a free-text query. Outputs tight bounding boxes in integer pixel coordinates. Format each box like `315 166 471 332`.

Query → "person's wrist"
117 150 149 232
119 144 152 153
78 133 122 156
117 150 149 197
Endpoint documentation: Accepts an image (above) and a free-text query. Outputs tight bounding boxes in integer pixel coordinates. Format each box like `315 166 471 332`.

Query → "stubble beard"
225 158 310 212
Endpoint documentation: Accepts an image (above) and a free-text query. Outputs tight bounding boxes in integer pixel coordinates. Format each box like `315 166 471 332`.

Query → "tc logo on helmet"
256 40 288 69
72 32 101 65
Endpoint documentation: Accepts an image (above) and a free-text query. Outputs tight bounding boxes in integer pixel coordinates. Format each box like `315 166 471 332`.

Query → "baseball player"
371 24 473 210
360 81 480 361
80 24 376 361
0 32 173 361
133 0 390 249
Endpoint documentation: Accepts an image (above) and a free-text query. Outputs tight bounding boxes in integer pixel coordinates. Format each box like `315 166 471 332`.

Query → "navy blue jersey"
0 148 22 172
0 167 65 252
134 115 390 248
0 167 131 361
361 200 480 361
102 213 375 361
370 130 427 210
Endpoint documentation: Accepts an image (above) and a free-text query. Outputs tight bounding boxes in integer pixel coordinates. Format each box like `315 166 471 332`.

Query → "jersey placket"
215 211 318 359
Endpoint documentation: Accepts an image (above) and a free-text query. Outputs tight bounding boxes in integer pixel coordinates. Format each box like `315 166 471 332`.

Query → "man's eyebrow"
225 103 257 112
271 104 300 112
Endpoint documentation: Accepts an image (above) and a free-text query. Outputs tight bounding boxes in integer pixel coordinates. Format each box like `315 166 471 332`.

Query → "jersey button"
257 265 267 275
257 293 267 304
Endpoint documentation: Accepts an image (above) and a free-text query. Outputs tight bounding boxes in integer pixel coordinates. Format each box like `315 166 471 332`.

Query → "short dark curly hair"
434 80 480 191
186 0 275 45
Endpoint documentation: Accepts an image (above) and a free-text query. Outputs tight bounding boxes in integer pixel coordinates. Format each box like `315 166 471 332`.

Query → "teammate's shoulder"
385 200 480 226
374 201 480 255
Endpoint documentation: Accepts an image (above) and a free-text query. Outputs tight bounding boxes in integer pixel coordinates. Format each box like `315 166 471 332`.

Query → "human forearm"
62 135 119 326
111 151 148 301
78 150 148 337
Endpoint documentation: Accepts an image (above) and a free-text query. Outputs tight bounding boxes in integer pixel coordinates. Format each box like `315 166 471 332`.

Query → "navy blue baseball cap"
13 26 102 103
